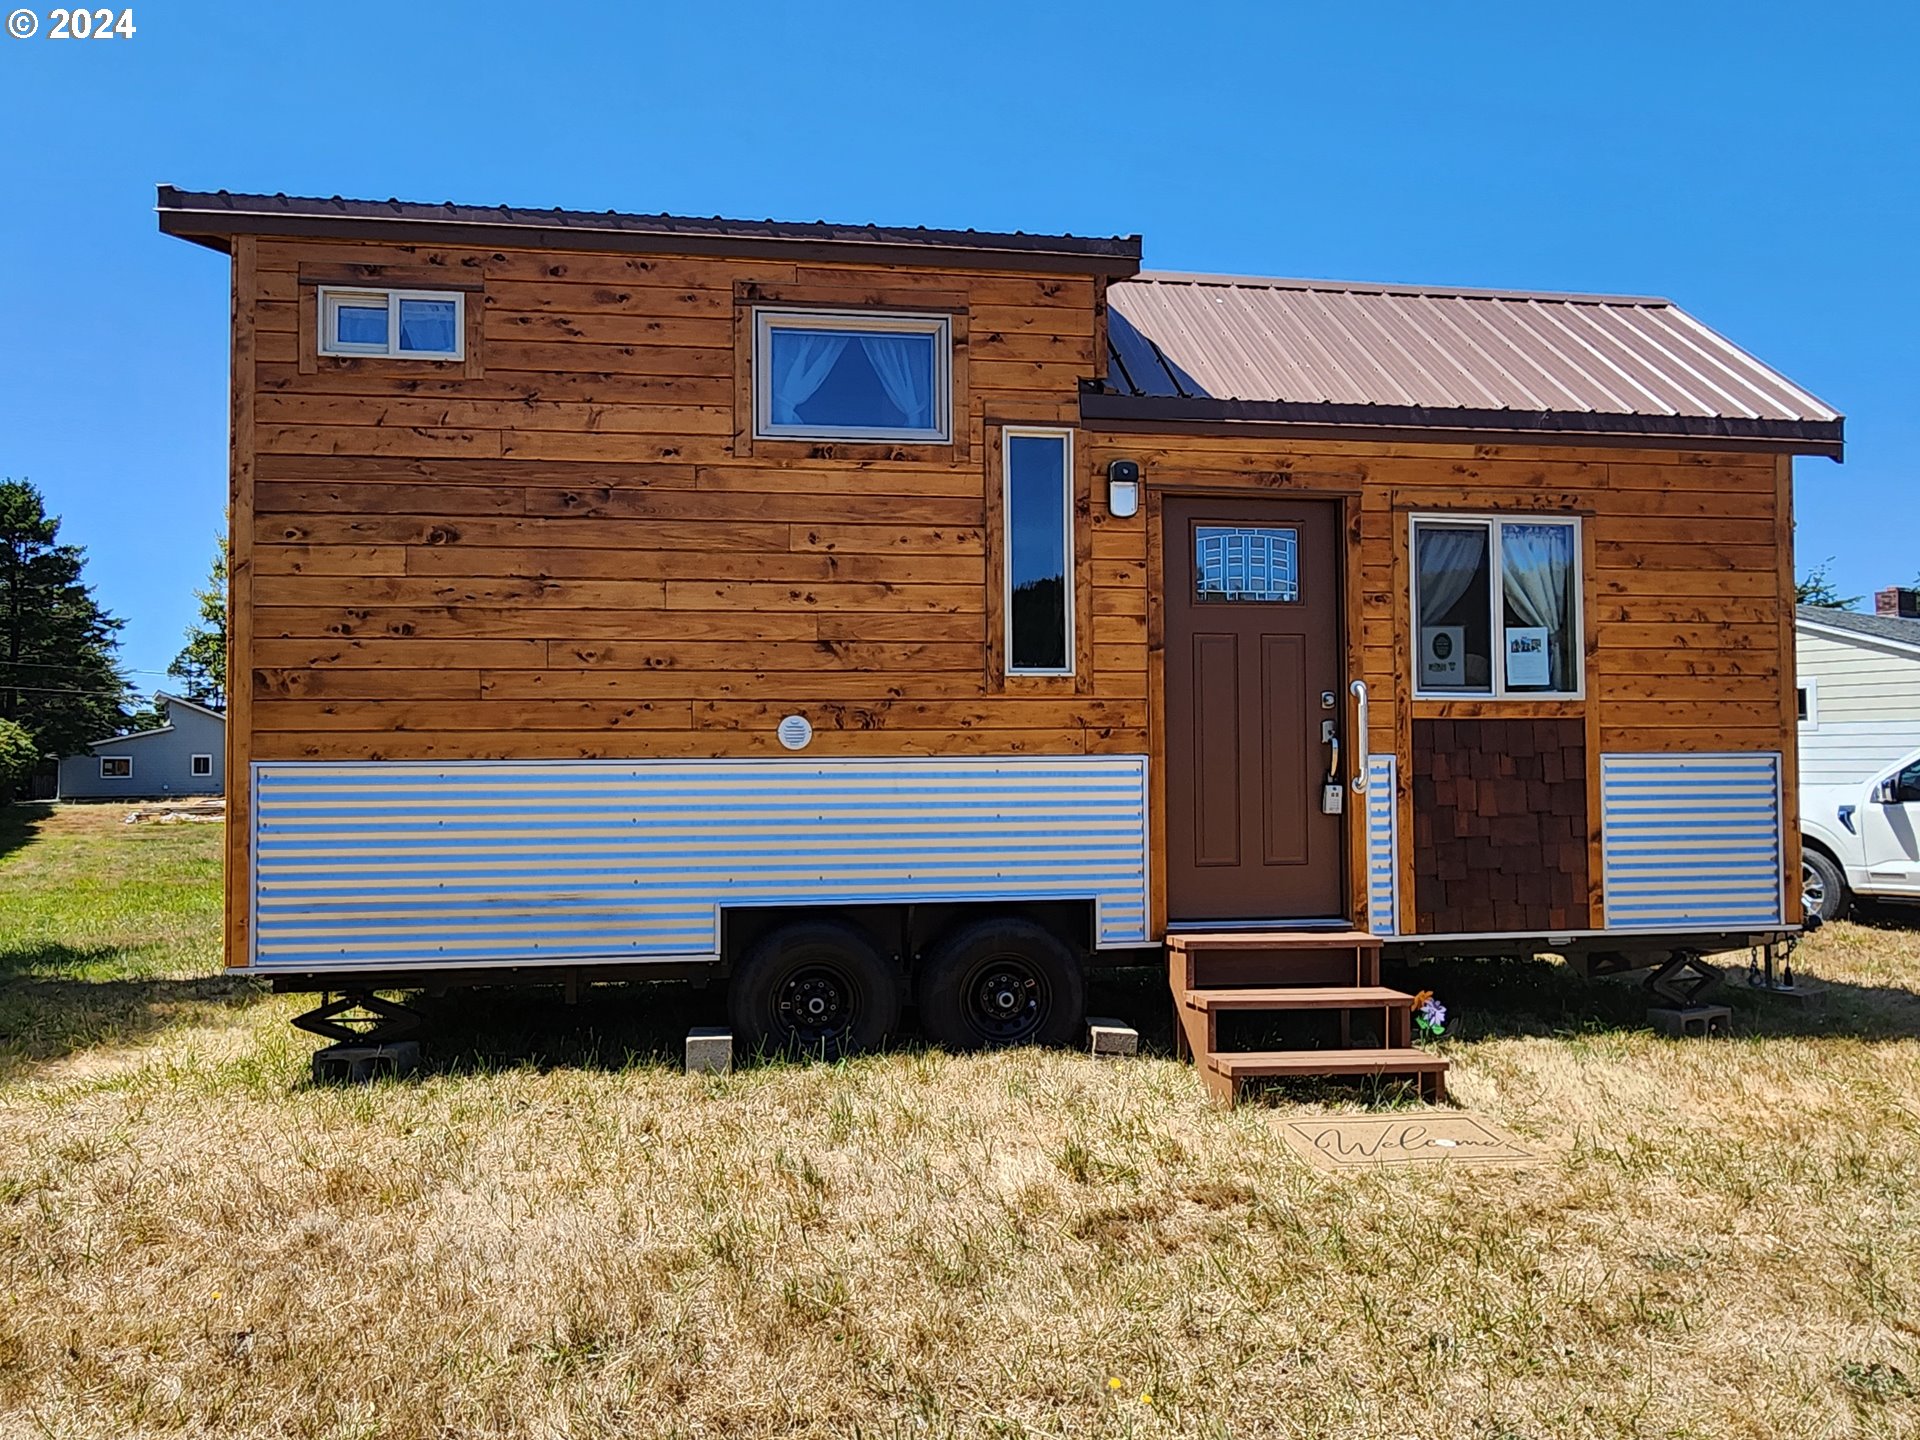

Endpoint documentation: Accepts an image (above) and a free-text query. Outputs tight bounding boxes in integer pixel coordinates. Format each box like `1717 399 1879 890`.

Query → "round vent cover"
776 714 813 750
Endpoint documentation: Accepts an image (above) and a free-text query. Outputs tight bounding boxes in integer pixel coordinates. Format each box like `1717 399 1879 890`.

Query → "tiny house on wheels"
159 187 1841 1100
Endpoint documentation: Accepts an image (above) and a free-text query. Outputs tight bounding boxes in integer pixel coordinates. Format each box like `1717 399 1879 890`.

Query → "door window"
1195 526 1299 603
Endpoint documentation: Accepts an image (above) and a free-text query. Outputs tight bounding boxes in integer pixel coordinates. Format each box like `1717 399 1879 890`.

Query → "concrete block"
1087 1017 1139 1058
311 1041 421 1085
685 1027 733 1075
1647 1005 1732 1038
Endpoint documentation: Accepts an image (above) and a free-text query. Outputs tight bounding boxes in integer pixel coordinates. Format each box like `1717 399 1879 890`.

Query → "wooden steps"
1168 930 1447 1105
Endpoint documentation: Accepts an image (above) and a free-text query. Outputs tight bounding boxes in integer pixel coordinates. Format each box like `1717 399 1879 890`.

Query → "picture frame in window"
1409 512 1584 700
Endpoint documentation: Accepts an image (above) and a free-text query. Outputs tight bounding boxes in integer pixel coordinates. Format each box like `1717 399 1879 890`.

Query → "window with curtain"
1005 429 1073 674
1412 515 1581 697
318 287 464 359
754 309 951 442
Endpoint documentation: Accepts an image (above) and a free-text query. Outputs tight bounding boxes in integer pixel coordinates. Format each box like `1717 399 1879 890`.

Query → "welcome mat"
1274 1113 1536 1171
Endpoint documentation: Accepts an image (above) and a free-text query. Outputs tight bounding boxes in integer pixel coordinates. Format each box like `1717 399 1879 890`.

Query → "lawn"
3 802 1919 1438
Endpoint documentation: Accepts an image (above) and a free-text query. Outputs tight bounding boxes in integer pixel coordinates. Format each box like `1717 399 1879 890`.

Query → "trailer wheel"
728 920 901 1060
916 918 1085 1051
1802 849 1849 924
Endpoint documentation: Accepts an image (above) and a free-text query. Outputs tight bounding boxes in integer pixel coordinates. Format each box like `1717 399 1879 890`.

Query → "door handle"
1350 680 1369 793
1324 723 1340 785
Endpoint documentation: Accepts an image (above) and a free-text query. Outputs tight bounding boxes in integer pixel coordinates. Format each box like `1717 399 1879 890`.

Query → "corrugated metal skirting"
1367 755 1399 936
251 757 1152 971
1600 752 1784 929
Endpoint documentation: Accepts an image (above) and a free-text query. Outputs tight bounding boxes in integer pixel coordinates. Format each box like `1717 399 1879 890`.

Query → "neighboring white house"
1797 600 1920 786
56 692 226 800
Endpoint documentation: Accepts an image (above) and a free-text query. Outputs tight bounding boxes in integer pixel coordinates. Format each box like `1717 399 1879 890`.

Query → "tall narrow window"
1411 514 1582 697
1004 429 1074 675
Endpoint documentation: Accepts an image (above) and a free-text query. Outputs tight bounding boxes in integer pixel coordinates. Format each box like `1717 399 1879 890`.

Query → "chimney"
1876 587 1920 619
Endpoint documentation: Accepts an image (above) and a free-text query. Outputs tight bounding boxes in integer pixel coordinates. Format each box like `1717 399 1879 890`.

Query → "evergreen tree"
1796 557 1860 610
0 479 132 759
168 538 228 709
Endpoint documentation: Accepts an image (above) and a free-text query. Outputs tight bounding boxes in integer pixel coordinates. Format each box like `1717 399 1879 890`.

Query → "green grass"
4 801 1920 1438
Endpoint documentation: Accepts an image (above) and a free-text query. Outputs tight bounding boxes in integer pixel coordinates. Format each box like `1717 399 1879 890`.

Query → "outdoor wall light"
1106 459 1141 518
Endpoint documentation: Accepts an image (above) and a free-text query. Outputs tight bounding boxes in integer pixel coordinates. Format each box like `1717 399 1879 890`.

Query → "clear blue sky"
2 0 1912 686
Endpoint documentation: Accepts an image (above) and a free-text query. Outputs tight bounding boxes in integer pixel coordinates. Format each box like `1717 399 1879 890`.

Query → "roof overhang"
156 187 1143 278
1079 393 1845 458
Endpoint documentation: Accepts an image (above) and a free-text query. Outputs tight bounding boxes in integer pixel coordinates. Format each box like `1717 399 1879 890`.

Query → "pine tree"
168 538 228 709
1795 557 1860 610
0 479 132 760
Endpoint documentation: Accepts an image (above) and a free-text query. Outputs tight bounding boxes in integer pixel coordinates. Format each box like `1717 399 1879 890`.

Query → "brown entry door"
1163 496 1347 922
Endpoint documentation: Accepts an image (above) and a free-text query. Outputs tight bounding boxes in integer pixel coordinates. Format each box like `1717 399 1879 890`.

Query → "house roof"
1798 605 1920 655
155 187 1143 277
75 692 226 752
1093 272 1843 456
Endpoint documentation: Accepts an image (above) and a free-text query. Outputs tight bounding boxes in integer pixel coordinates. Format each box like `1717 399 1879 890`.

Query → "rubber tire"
1802 848 1849 925
916 918 1086 1052
728 920 901 1060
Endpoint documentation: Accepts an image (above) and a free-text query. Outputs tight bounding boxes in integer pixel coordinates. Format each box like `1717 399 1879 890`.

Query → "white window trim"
99 756 133 779
1797 677 1819 730
752 307 952 443
317 287 466 360
1003 426 1076 677
1409 512 1585 700
191 753 214 776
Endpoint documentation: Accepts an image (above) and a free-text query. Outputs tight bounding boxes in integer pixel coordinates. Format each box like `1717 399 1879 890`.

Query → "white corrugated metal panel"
1600 753 1784 930
251 757 1152 971
1106 273 1839 432
1366 755 1399 937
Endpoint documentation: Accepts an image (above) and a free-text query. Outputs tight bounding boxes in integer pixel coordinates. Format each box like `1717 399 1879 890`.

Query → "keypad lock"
1322 783 1344 815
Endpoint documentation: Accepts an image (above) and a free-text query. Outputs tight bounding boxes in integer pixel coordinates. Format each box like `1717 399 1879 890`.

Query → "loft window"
1004 428 1074 675
317 287 464 359
1412 514 1582 698
191 753 214 776
753 308 951 442
99 756 132 779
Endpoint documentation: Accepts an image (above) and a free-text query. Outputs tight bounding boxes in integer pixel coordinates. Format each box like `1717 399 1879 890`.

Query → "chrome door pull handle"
1349 680 1369 794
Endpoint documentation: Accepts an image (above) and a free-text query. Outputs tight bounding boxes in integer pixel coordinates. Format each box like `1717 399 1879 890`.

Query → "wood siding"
1079 432 1796 935
226 233 1800 961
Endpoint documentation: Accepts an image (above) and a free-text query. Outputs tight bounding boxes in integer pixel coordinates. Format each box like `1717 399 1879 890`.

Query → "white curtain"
397 299 457 353
861 334 933 429
1501 523 1575 688
770 331 851 424
1415 526 1486 626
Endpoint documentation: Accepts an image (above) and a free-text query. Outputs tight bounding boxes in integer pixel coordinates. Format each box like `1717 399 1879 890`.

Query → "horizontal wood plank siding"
247 238 1114 763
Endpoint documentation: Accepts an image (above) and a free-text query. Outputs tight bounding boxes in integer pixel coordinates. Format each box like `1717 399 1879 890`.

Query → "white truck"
1801 748 1920 921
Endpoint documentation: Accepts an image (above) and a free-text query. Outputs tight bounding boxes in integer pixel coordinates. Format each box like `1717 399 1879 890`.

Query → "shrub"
0 718 39 803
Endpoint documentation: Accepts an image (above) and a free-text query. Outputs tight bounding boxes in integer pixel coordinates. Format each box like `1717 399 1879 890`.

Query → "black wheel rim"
773 963 859 1050
962 954 1051 1044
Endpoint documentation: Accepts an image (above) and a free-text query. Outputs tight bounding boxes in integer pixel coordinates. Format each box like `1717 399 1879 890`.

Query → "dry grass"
4 803 1920 1437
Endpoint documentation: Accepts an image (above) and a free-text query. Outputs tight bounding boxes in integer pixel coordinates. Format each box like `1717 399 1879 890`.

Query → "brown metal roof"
1097 272 1843 455
155 187 1142 277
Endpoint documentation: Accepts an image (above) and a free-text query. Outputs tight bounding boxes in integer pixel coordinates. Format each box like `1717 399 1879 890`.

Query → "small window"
191 754 214 777
1004 428 1074 675
1196 526 1299 603
318 287 464 359
1412 515 1582 698
99 756 132 779
753 309 951 442
1797 680 1818 728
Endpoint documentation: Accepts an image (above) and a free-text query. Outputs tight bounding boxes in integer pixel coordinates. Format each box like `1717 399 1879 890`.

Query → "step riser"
1188 950 1375 989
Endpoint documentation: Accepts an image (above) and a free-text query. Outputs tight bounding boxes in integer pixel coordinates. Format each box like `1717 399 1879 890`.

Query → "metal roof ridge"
1126 269 1674 307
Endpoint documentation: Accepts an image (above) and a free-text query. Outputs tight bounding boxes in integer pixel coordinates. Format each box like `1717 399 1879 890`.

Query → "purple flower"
1418 998 1447 1028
